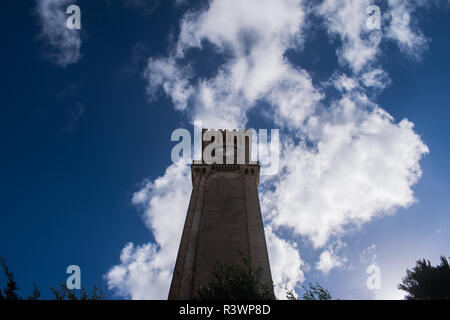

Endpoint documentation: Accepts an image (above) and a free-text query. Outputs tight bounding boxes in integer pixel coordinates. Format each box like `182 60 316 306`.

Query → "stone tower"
168 129 273 299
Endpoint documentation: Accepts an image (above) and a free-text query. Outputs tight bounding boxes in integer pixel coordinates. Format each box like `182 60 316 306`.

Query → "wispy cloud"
316 247 347 275
265 226 305 298
36 0 82 67
105 162 191 299
360 244 377 265
123 0 160 14
64 102 84 133
316 0 430 73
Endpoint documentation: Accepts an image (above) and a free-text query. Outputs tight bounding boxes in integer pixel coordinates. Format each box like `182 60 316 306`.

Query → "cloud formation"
107 0 430 299
262 75 429 248
265 226 305 298
106 161 191 299
64 102 84 132
314 240 347 275
316 249 346 275
36 0 82 67
146 0 319 128
317 0 431 73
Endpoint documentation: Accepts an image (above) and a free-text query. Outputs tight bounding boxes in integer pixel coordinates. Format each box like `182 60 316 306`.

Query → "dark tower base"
168 163 273 299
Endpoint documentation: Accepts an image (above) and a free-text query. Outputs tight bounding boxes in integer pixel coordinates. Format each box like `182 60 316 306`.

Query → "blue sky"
0 0 449 300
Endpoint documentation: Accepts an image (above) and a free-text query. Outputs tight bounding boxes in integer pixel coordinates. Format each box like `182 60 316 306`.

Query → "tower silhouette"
168 129 273 299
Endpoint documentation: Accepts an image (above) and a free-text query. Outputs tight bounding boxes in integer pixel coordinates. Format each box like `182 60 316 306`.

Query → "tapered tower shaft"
168 129 273 299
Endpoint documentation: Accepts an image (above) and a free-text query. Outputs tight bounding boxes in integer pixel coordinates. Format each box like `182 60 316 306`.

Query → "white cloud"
315 0 430 73
105 162 191 299
145 0 318 128
36 0 82 67
265 226 305 299
176 0 304 56
386 0 429 58
360 68 391 90
145 57 194 111
106 242 173 299
316 246 347 275
316 0 381 73
108 0 431 299
262 89 429 248
360 244 377 265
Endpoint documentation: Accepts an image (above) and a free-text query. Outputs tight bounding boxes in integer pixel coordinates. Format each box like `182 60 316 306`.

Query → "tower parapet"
196 129 257 165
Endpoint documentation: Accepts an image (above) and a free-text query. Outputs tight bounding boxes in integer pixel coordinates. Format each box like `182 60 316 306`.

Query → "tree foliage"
0 257 103 300
286 282 332 300
51 284 104 300
196 254 276 300
398 256 450 300
0 257 21 300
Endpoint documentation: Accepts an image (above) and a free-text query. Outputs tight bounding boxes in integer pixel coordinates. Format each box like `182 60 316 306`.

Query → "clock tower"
168 129 274 299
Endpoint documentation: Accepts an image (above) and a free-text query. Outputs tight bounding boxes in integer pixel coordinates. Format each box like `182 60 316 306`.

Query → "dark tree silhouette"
51 284 104 300
0 257 103 300
195 253 332 300
0 258 20 300
398 256 450 300
286 282 332 300
196 254 276 300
